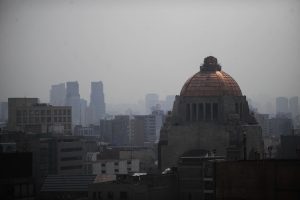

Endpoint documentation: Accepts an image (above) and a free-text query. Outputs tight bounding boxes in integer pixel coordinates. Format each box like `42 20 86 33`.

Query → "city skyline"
1 0 300 105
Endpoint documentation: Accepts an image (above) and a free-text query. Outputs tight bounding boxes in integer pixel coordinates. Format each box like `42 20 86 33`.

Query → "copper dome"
180 56 242 97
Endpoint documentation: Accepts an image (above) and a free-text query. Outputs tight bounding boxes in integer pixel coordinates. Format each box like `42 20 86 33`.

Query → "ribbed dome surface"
180 57 242 97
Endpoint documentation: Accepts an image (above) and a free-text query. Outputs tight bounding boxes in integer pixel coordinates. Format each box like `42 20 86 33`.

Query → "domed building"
158 56 264 170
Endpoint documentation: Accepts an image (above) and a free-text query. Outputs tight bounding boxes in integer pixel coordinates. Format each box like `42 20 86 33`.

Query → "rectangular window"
235 103 239 114
205 103 211 121
192 103 197 121
186 104 190 121
107 192 114 200
60 147 82 152
240 103 243 118
60 165 82 170
120 191 128 200
213 103 218 120
98 192 102 200
198 103 204 121
60 156 82 161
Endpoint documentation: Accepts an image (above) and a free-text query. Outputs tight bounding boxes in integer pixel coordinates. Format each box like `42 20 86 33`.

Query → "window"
205 103 211 121
120 191 128 200
101 163 105 167
198 103 204 121
213 103 218 120
101 170 106 174
107 191 114 200
127 160 131 165
60 165 82 170
60 147 82 152
114 169 119 173
192 103 197 121
98 192 102 200
235 103 239 114
60 156 82 161
114 162 119 166
186 104 190 121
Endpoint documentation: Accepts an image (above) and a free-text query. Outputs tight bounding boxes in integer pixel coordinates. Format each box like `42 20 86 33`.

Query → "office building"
89 81 105 125
8 98 72 134
66 81 81 126
0 102 8 122
145 93 159 114
276 97 289 116
49 83 66 106
289 96 299 119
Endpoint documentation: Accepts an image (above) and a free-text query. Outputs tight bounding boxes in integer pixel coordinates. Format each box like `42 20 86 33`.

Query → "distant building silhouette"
49 83 66 106
89 81 105 125
66 81 81 126
0 102 8 122
163 95 176 113
80 98 88 126
276 97 289 116
289 96 299 119
145 93 159 114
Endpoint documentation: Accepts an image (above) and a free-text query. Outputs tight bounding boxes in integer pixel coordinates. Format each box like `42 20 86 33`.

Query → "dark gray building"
89 81 105 125
159 56 264 170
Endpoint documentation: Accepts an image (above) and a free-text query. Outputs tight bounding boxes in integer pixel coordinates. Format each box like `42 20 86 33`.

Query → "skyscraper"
289 96 299 119
276 97 289 116
80 98 88 126
89 81 105 125
49 83 66 106
145 93 159 114
66 81 81 126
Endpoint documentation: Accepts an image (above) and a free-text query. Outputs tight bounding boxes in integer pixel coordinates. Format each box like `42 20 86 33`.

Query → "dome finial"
200 56 222 71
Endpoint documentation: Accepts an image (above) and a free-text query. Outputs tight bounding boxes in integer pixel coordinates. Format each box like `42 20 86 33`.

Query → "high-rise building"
0 102 8 122
276 97 289 116
89 81 105 125
289 96 299 119
145 93 159 114
80 99 88 126
49 83 66 106
163 95 176 113
66 81 81 126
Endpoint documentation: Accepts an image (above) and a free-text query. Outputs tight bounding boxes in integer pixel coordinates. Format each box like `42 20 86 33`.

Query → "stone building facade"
158 56 264 170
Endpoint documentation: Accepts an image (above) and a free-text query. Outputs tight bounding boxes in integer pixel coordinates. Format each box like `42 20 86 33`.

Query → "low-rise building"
8 98 72 134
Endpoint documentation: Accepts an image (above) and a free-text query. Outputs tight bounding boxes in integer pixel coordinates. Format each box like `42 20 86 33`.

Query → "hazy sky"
0 0 299 106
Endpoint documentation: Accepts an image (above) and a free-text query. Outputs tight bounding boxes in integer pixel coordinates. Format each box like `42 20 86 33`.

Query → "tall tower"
89 81 105 125
50 83 66 106
65 81 81 126
145 93 159 114
289 96 299 119
276 97 289 116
